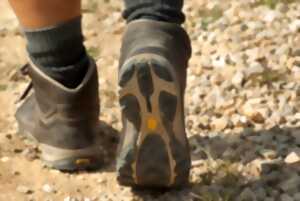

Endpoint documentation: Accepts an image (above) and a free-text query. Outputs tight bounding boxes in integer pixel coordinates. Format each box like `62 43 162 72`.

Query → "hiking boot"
15 58 102 171
117 19 192 188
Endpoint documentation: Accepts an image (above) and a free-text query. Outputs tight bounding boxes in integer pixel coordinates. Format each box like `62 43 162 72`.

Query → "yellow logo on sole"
75 158 91 166
147 117 158 130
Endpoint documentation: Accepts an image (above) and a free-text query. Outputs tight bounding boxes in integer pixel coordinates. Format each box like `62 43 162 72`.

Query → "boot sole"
117 54 190 188
17 127 102 171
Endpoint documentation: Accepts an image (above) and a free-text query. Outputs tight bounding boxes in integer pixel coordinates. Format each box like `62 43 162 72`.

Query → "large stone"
42 184 55 193
16 185 32 194
232 71 244 87
211 117 228 131
291 129 300 145
258 149 277 159
239 188 256 201
280 194 294 201
279 175 300 194
289 20 300 33
285 152 300 164
241 103 265 124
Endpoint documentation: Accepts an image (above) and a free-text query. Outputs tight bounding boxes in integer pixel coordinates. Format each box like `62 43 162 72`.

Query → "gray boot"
117 19 192 188
16 59 102 171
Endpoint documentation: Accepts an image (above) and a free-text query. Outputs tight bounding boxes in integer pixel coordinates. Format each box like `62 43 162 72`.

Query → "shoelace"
17 63 33 103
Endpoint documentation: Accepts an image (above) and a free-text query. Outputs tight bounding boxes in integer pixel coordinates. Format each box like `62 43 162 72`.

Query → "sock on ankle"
23 16 89 88
123 0 185 24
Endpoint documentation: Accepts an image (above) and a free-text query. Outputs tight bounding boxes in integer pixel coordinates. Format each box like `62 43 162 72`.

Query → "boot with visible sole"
117 20 192 188
15 59 102 171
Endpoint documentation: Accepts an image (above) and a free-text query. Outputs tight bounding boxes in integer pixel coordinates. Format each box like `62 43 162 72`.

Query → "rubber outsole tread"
117 54 190 188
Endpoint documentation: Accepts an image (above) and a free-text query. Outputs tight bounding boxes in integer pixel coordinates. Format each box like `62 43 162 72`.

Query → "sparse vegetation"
257 0 297 9
198 6 223 30
87 46 100 59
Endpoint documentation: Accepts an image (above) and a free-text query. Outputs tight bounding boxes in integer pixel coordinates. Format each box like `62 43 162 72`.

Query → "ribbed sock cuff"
23 16 90 88
24 16 86 67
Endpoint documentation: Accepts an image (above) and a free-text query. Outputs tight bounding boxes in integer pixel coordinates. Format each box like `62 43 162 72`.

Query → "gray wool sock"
23 16 89 88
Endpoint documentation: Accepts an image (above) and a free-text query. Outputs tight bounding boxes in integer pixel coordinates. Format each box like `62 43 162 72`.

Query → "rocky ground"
0 0 300 200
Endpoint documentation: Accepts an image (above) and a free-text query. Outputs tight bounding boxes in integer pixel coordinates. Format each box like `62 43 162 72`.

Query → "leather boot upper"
16 59 100 150
119 19 192 91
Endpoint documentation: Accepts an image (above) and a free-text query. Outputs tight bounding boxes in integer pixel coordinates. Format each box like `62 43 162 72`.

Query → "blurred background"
0 0 300 200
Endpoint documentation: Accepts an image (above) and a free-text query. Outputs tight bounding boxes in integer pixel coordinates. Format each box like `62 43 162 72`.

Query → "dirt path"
1 1 300 201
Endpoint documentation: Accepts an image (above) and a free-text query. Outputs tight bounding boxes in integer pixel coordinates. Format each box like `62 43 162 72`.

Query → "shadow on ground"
132 126 300 201
95 121 120 172
15 116 300 200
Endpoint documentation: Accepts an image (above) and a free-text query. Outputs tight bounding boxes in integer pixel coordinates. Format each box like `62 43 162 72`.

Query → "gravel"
1 0 300 200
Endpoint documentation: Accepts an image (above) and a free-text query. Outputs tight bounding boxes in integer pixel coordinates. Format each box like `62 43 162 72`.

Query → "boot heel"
40 144 102 171
117 54 190 188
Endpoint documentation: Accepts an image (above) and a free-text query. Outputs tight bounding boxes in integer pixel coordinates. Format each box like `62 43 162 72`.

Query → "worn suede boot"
117 19 192 188
15 58 102 171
